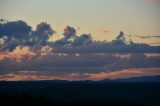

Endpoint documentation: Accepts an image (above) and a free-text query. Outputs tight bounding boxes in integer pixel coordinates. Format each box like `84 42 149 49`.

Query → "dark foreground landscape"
0 76 160 106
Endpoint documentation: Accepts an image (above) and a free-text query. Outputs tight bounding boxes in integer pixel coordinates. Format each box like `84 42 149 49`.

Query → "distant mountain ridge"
101 75 160 82
0 75 160 106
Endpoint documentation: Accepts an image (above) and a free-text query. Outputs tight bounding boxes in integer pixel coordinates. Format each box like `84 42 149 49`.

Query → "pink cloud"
0 45 54 62
84 68 160 80
0 71 62 81
144 0 157 3
1 68 160 81
97 28 109 34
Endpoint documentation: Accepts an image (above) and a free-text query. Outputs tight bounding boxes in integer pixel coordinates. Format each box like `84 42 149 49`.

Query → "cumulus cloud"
1 19 160 53
72 34 92 46
0 20 32 51
105 31 126 46
40 45 53 56
54 37 72 46
63 25 76 39
0 45 54 61
12 46 35 56
0 46 36 61
32 22 55 45
0 20 31 39
10 46 36 61
0 20 55 51
54 26 93 46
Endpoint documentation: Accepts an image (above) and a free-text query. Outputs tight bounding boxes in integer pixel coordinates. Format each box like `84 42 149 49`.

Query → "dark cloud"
72 34 92 46
0 53 160 75
111 31 125 45
0 20 32 51
136 35 160 39
31 22 55 45
63 25 76 39
54 37 72 46
54 27 93 46
0 20 55 51
0 19 160 54
0 20 31 39
53 31 160 53
149 42 160 45
116 31 124 40
53 42 160 54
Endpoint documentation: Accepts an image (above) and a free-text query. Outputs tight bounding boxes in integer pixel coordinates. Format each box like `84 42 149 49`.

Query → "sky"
0 0 160 44
0 0 160 81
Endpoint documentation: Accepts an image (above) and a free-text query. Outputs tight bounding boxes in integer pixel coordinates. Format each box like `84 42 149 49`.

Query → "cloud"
0 20 32 51
1 20 160 53
53 31 160 53
0 46 36 61
110 31 126 45
0 45 54 61
0 20 160 80
54 26 93 46
0 72 60 81
149 42 160 46
52 31 160 53
54 42 160 53
84 68 160 80
0 52 160 81
85 69 143 80
63 25 76 39
32 22 55 45
144 0 157 3
40 45 53 56
10 46 36 61
1 19 160 81
0 68 160 81
0 53 160 74
136 35 160 39
72 34 92 46
54 37 72 46
0 20 31 39
0 20 55 51
0 71 88 81
97 28 109 34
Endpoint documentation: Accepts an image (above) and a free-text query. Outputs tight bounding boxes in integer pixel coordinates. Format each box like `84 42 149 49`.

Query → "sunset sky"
0 0 160 81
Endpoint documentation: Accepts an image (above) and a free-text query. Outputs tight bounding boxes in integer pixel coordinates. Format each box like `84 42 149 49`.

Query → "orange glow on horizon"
0 68 160 81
